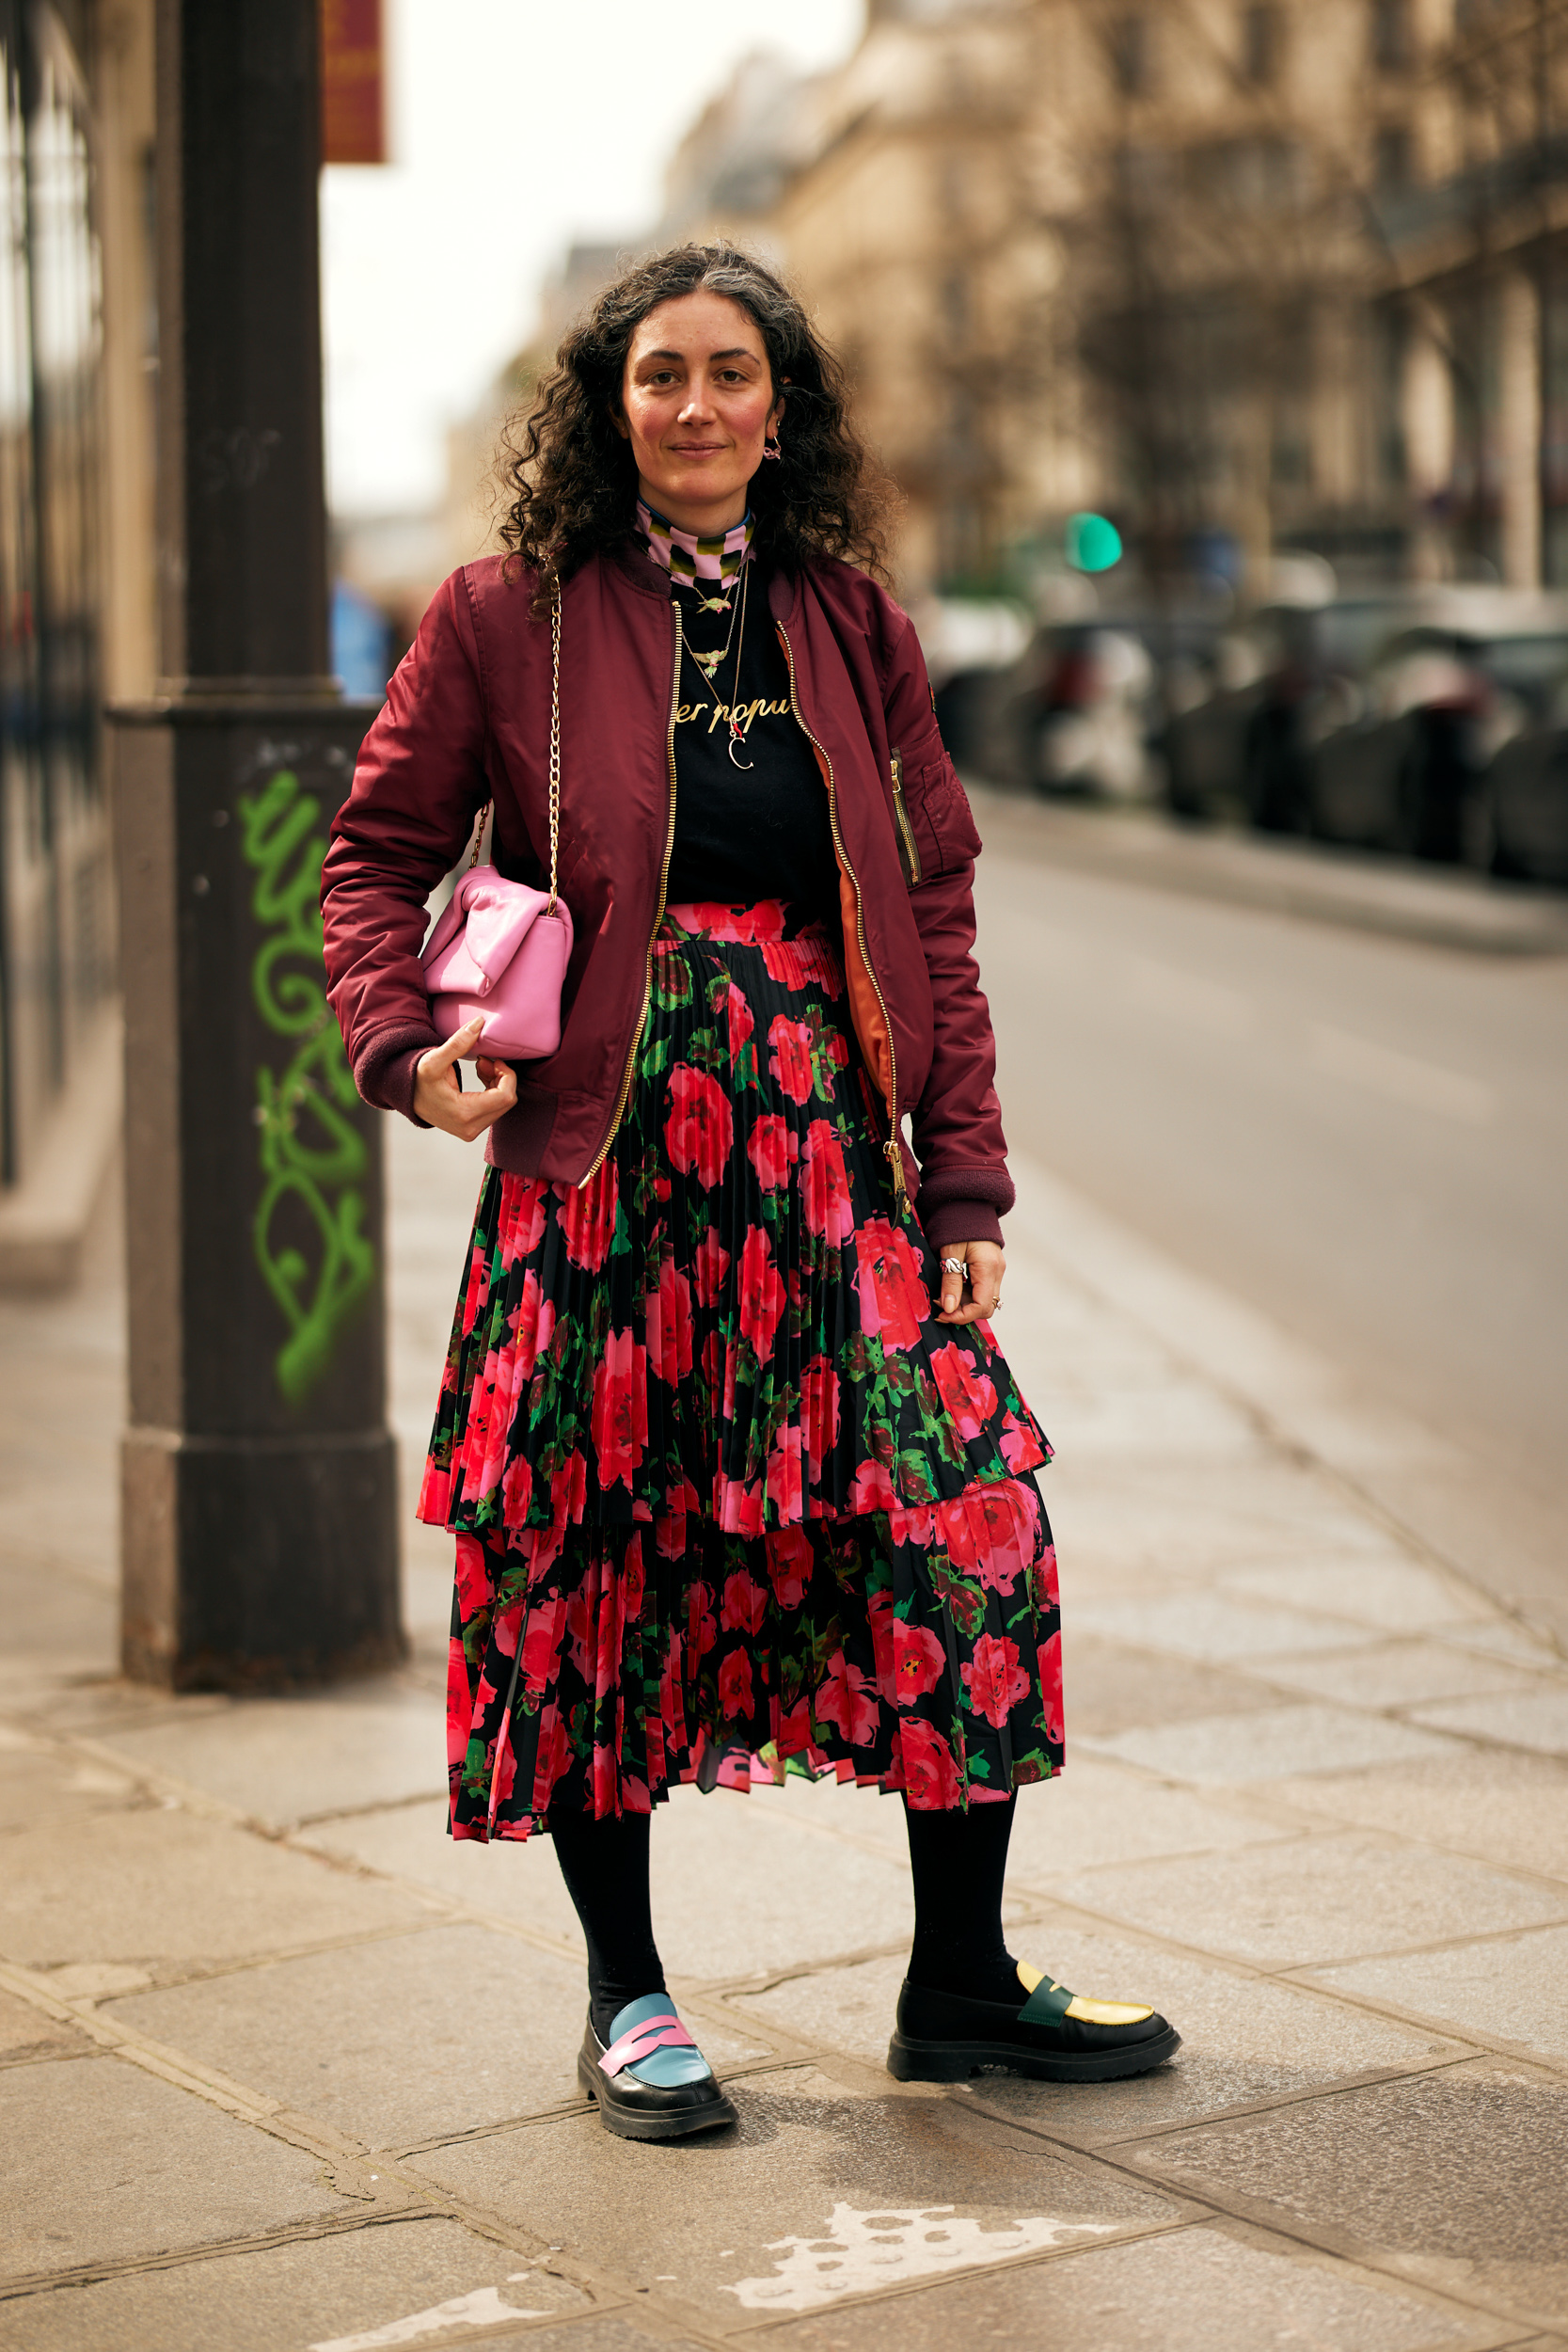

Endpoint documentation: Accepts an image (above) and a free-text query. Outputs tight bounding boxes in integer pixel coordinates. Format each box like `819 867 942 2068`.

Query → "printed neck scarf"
637 500 753 596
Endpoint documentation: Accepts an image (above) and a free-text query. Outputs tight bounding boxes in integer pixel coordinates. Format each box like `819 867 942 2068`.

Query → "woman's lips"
670 442 725 456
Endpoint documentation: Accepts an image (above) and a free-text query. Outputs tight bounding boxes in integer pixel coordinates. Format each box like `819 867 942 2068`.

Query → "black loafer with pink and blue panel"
577 1994 738 2140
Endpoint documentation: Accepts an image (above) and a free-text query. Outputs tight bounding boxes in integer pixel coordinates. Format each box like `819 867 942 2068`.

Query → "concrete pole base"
120 1424 404 1691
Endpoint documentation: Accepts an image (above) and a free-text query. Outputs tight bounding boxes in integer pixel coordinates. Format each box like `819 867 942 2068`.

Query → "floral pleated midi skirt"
420 901 1063 1841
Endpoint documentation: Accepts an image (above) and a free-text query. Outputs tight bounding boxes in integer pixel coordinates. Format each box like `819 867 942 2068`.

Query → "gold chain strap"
547 572 562 913
466 573 562 904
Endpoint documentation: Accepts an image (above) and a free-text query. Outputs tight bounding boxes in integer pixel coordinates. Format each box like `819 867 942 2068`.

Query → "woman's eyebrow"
634 346 759 367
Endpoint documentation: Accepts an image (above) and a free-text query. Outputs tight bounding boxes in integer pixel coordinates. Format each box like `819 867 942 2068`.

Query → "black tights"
550 1795 1020 2041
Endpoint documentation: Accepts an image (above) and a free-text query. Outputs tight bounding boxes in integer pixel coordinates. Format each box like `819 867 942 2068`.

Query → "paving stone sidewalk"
2 1120 1567 2351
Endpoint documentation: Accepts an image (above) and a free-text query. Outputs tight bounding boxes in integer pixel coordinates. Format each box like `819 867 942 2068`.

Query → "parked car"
911 596 1034 769
1303 600 1568 860
987 612 1221 799
1465 680 1568 882
1162 595 1417 830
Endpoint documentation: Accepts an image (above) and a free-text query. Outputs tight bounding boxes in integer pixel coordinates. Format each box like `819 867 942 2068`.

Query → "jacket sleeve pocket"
909 760 983 881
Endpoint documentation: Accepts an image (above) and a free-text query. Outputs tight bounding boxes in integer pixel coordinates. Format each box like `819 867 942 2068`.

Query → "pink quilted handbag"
420 580 573 1059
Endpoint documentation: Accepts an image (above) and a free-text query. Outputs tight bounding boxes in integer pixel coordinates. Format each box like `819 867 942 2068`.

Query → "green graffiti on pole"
237 768 375 1406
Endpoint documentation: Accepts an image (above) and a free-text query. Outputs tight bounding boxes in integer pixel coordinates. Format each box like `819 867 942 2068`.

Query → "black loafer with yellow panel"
887 1962 1180 2084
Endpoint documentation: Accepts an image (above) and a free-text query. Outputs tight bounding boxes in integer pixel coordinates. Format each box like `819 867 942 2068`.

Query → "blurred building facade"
774 0 1568 599
0 0 154 1234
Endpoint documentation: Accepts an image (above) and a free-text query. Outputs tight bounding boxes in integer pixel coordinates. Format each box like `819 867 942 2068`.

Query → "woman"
322 243 1177 2141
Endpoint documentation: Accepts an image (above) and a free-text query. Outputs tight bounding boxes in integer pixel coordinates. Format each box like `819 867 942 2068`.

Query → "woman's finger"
937 1248 968 1322
967 1247 1004 1315
420 1017 483 1077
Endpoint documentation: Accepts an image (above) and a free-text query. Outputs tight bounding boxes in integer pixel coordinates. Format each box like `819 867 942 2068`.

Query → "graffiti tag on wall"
237 768 375 1406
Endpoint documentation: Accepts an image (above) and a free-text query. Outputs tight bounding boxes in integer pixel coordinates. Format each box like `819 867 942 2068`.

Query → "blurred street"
974 793 1568 1647
5 867 1568 2346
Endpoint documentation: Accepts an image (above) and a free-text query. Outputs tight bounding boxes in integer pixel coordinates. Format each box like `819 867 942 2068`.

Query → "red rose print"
887 1499 936 1550
721 1569 768 1635
768 1014 816 1104
509 1269 544 1387
499 1181 548 1267
687 1580 718 1658
530 1704 573 1813
777 1693 814 1756
458 1240 488 1338
765 1526 813 1611
453 1534 493 1618
866 1585 895 1697
800 1354 840 1473
848 1457 895 1514
815 1651 879 1745
689 900 785 942
940 1483 1028 1596
853 1217 929 1351
533 1295 557 1368
738 1225 786 1362
664 1063 735 1189
488 1724 516 1819
591 1327 648 1489
556 1159 619 1271
747 1113 799 1191
646 1254 694 1385
1039 1628 1063 1745
961 1630 1031 1728
565 1581 596 1679
718 1647 755 1721
721 979 754 1064
623 1532 647 1625
520 1597 563 1700
592 1740 618 1816
928 1342 999 1443
999 1413 1045 1473
693 1227 731 1307
703 1328 724 1403
800 1119 855 1243
1033 1541 1060 1612
899 1717 961 1808
895 1621 948 1703
659 1637 685 1735
501 1451 532 1526
446 1636 471 1774
716 1470 766 1538
767 1422 804 1521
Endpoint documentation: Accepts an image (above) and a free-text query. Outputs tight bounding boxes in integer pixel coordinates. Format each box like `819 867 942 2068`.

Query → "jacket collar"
603 534 805 628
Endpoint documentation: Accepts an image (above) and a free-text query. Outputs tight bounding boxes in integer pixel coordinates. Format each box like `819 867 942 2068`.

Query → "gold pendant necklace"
680 558 753 771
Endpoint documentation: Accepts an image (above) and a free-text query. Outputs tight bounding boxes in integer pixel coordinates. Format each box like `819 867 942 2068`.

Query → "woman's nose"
678 381 718 421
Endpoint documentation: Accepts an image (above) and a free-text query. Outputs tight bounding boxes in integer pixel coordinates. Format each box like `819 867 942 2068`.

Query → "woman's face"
617 292 782 534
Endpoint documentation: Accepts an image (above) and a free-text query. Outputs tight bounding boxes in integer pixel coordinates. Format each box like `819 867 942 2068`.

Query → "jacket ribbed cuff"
921 1197 1004 1249
355 1022 443 1125
915 1162 1012 1251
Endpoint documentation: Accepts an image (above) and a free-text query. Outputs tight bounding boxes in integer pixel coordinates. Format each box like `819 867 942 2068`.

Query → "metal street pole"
109 0 402 1687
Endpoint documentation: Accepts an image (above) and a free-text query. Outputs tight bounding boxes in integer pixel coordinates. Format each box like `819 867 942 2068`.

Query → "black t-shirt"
661 564 838 919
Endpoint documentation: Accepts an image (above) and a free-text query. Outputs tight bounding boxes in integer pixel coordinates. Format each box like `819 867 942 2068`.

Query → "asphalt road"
970 799 1568 1642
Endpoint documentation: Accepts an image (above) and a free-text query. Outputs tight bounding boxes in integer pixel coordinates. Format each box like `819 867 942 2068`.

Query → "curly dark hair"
497 242 898 612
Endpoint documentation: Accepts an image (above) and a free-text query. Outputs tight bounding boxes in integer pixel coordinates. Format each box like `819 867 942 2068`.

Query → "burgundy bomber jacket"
320 541 1015 1248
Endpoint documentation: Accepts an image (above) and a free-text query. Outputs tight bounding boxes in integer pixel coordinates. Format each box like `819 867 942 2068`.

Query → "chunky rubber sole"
887 2023 1181 2085
577 2049 738 2140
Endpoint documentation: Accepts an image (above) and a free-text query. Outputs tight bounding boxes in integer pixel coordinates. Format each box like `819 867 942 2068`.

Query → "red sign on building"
321 0 385 166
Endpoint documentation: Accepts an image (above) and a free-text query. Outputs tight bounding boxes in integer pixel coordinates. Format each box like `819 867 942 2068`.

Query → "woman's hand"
414 1019 518 1141
935 1239 1005 1326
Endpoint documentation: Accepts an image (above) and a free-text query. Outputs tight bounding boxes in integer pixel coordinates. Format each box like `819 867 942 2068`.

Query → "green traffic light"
1065 512 1122 572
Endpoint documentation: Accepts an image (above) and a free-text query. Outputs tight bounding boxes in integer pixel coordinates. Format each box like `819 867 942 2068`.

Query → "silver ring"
940 1257 966 1275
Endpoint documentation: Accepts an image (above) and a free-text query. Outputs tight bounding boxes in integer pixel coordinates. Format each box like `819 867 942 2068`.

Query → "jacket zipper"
778 622 906 1211
577 601 682 1188
890 747 922 884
